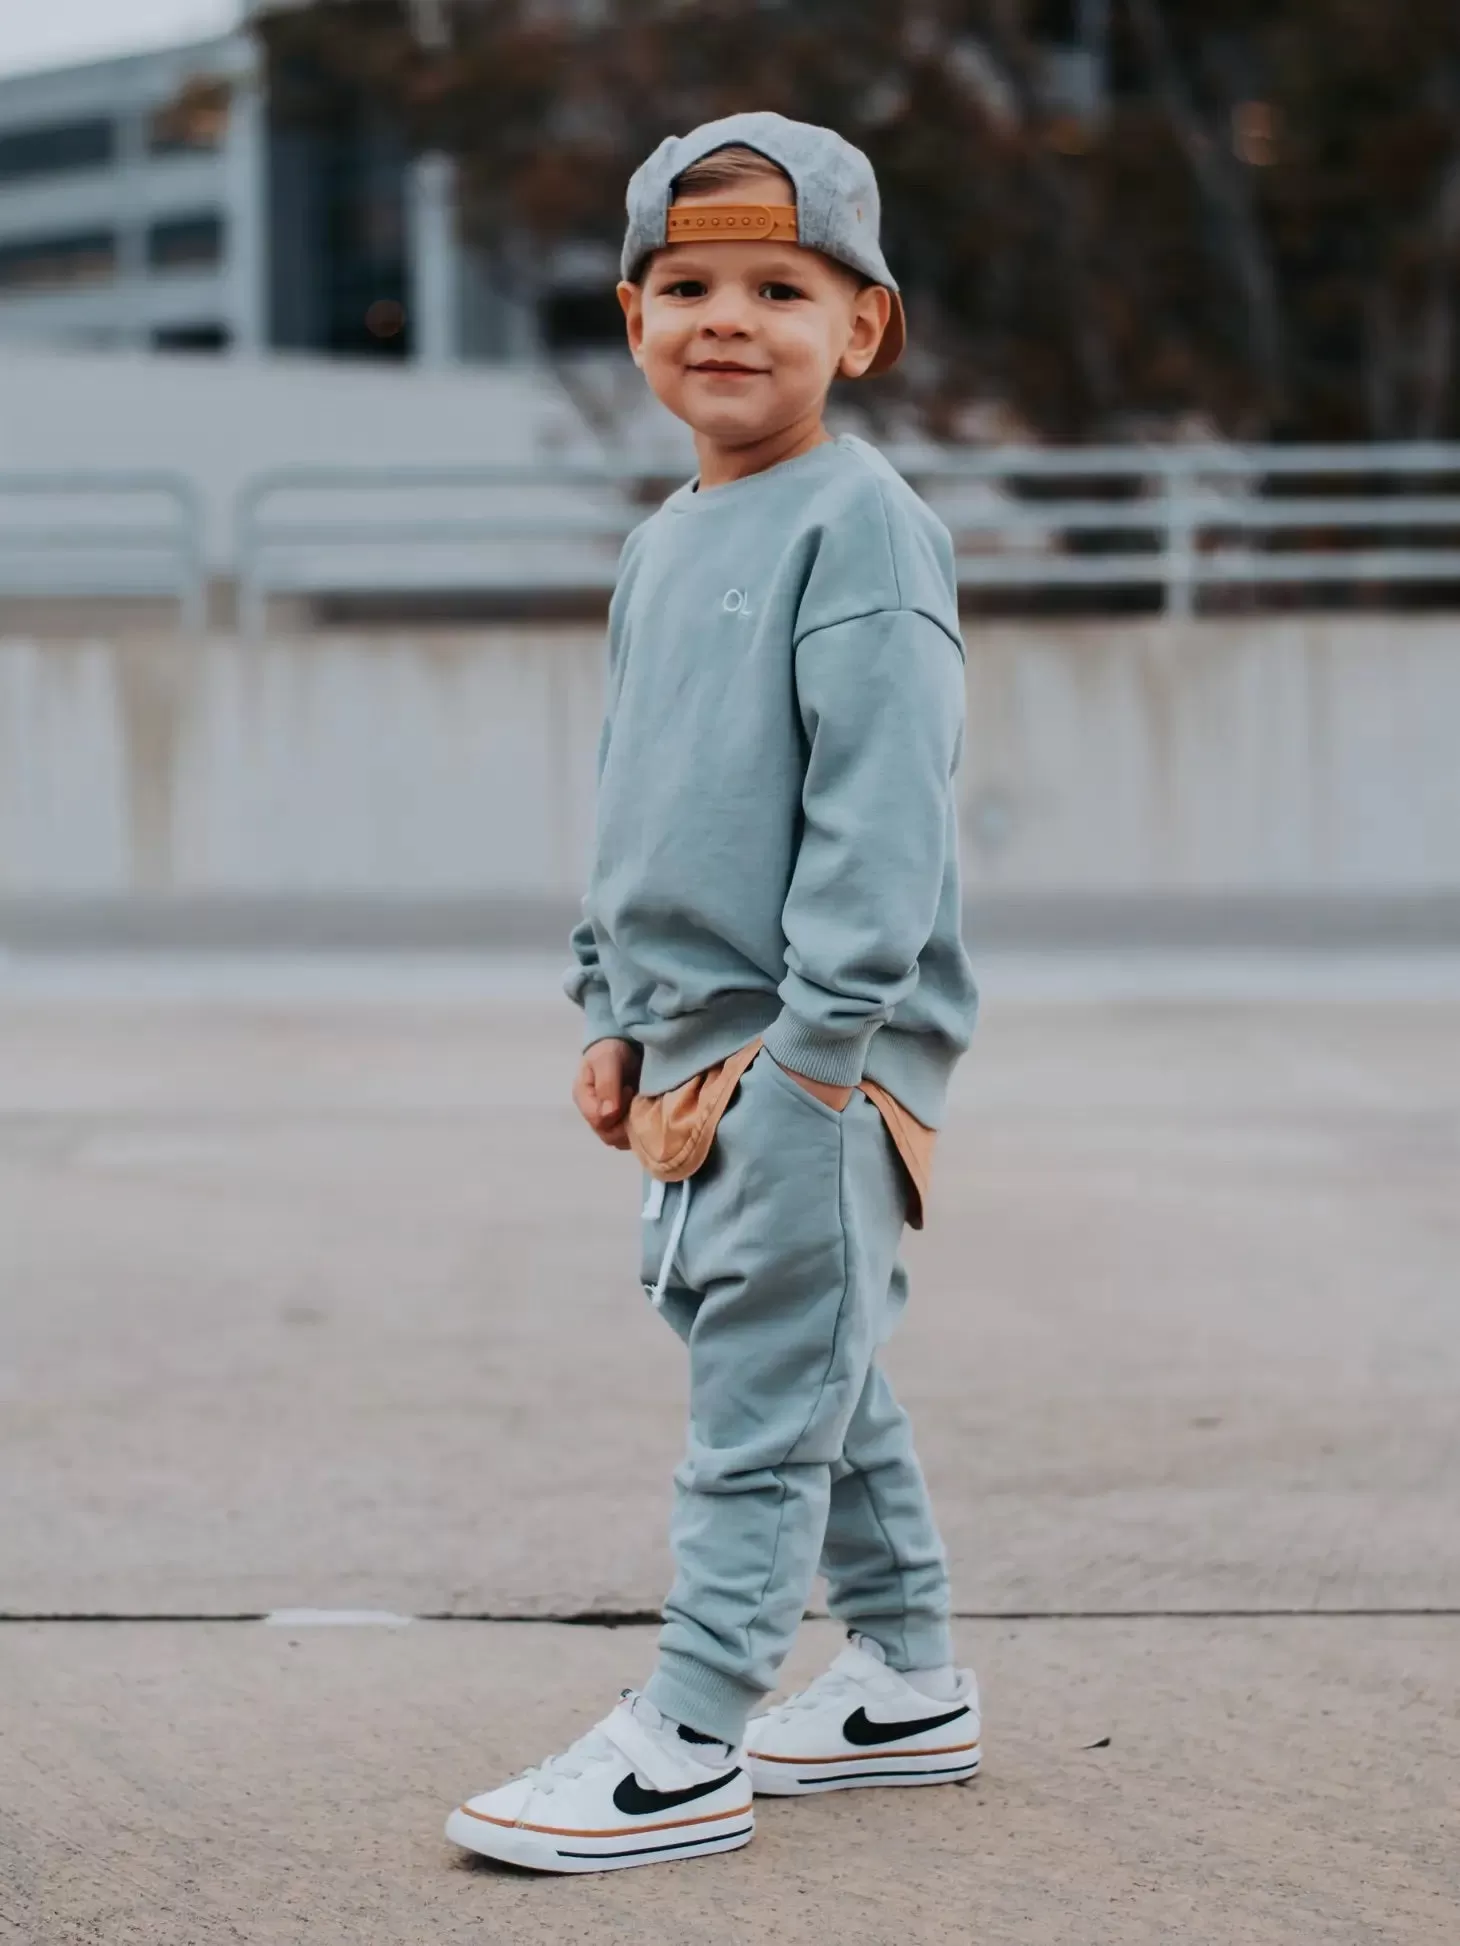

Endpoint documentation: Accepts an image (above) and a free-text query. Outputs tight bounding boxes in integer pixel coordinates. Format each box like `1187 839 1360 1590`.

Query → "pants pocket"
754 1047 848 1123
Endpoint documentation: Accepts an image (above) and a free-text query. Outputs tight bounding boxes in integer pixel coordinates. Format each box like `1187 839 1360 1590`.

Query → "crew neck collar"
666 435 853 513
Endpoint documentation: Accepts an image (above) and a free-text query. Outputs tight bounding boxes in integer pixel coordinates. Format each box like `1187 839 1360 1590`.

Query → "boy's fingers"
573 1066 608 1125
575 1042 638 1139
590 1048 630 1119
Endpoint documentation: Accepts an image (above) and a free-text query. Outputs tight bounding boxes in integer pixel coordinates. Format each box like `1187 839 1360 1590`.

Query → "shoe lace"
516 1722 618 1798
760 1663 861 1724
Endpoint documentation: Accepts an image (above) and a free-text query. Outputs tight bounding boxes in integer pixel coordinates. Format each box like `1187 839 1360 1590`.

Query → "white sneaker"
445 1693 753 1874
746 1635 980 1795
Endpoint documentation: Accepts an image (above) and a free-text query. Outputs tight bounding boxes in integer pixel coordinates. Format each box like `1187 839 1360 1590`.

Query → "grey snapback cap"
622 110 905 376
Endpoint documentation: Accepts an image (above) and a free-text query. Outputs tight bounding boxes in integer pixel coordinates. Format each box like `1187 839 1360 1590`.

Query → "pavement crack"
3 1606 1458 1624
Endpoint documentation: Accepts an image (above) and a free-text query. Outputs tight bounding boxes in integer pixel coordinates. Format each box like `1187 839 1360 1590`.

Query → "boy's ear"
617 281 645 367
838 283 893 380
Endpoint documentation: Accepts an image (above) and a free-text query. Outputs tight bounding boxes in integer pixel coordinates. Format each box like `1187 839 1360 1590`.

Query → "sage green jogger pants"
639 1048 953 1746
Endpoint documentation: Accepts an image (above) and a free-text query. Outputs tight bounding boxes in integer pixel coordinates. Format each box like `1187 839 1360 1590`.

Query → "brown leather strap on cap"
665 203 800 244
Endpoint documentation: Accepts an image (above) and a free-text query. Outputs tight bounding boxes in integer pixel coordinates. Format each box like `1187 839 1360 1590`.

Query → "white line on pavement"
264 1610 413 1629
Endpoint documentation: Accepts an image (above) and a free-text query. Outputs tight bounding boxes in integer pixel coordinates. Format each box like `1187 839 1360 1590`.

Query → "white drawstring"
646 1177 692 1309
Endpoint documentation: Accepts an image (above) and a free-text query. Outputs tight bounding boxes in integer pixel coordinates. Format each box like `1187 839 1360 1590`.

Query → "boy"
447 111 979 1875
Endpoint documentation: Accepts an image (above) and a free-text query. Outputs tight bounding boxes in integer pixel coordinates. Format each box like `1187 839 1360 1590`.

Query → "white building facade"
0 30 620 369
0 36 267 355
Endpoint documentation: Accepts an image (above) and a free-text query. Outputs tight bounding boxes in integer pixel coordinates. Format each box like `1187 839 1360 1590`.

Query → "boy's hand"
772 1058 854 1113
573 1038 642 1148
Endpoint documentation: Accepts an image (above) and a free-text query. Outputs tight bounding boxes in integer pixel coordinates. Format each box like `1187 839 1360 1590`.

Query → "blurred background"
0 0 1457 947
3 10 1458 1943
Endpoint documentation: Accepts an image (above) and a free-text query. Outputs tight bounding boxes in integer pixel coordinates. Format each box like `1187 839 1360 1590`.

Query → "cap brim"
863 289 906 378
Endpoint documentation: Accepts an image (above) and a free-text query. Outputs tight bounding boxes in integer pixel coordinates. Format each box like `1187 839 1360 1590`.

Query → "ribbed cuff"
646 1649 764 1749
762 1009 879 1090
869 1616 955 1676
578 981 624 1050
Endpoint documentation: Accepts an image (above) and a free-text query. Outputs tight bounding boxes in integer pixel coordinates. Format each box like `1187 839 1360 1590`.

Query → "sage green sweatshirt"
566 434 977 1129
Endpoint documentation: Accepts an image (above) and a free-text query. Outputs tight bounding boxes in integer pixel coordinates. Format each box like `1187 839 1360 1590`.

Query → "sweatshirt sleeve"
761 608 965 1089
562 668 626 1049
565 909 624 1048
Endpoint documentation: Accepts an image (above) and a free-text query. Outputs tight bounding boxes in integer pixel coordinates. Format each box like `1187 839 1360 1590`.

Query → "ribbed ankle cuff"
864 1616 955 1676
645 1651 764 1748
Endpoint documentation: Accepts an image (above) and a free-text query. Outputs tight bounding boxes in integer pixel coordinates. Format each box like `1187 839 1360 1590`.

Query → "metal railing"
234 463 647 639
0 471 206 630
12 447 1460 633
909 442 1460 618
232 443 1460 633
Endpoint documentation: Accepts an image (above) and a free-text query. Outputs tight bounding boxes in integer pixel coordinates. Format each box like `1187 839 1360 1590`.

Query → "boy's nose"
698 294 753 337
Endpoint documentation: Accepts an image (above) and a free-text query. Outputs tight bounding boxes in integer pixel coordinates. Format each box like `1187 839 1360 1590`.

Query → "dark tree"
256 0 1460 441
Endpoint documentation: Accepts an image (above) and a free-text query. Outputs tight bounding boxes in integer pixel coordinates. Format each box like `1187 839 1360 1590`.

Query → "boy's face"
618 171 892 449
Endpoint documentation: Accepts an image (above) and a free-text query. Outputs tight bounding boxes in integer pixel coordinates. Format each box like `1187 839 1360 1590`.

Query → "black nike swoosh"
842 1704 972 1747
611 1766 742 1817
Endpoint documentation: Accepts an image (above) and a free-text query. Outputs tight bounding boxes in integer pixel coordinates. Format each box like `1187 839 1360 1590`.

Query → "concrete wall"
2 616 1456 921
962 617 1458 894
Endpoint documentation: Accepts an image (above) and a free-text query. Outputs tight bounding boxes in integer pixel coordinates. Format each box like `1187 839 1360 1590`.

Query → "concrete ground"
2 956 1458 1943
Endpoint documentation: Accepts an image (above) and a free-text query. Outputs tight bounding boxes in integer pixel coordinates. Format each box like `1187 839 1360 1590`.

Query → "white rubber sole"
445 1805 755 1874
747 1744 980 1796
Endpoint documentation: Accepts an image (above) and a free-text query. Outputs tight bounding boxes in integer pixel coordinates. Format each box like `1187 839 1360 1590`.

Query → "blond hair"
671 144 794 200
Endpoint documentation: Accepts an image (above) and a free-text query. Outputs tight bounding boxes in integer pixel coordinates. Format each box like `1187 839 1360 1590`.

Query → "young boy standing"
447 111 979 1874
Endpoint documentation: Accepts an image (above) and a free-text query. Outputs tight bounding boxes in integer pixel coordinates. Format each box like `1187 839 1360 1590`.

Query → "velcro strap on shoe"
602 1704 693 1791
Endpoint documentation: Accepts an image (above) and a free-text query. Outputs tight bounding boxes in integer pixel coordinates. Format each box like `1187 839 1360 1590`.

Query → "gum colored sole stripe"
461 1800 746 1838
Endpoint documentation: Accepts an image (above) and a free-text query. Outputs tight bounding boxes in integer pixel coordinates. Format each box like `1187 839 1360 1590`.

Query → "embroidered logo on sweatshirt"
722 588 753 618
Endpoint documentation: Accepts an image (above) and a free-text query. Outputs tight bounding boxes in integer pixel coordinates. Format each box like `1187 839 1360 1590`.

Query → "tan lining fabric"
626 1039 936 1229
626 1038 764 1185
858 1077 934 1231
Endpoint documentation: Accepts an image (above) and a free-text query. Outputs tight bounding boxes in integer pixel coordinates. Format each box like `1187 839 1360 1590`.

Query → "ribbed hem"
637 991 780 1098
578 982 625 1050
645 1650 764 1749
762 1009 879 1090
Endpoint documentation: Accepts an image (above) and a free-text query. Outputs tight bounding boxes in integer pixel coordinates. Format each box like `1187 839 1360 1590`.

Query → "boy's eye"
760 282 805 302
661 279 708 298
